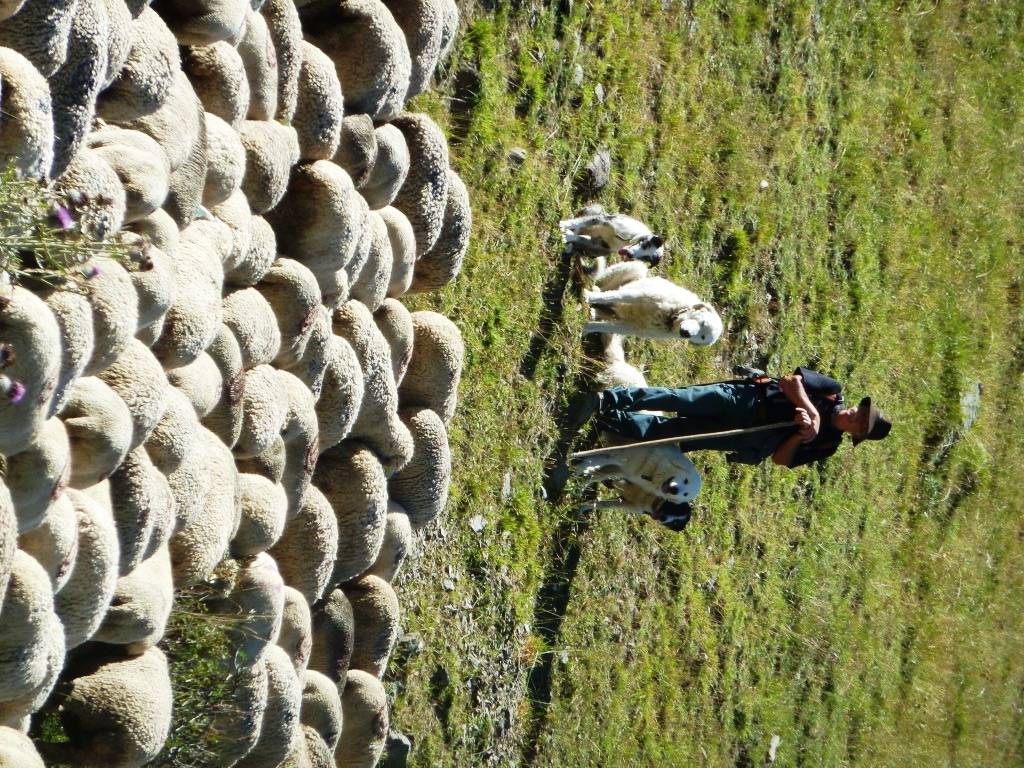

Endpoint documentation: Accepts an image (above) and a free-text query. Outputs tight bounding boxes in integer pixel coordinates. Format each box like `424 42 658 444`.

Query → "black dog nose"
679 328 693 338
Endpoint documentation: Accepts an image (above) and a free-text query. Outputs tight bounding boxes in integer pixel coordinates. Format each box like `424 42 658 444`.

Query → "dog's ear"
647 235 664 248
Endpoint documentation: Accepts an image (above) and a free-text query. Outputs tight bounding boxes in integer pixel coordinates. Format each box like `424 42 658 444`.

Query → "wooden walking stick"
569 421 794 460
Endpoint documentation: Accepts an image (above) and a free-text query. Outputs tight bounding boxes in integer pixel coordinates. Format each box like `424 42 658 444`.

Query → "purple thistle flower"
83 264 102 279
52 204 74 230
8 381 25 403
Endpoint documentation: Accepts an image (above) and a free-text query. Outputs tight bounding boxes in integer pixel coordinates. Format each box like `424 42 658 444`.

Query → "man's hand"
793 407 817 442
781 374 820 440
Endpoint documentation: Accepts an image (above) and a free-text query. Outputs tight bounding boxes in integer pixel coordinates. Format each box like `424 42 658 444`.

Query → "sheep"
337 669 388 768
343 574 398 678
3 418 69 533
334 114 376 187
121 69 203 172
293 41 343 162
390 112 450 255
222 288 283 370
203 111 246 206
0 48 52 179
97 338 171 449
349 210 393 312
237 434 286 483
238 119 300 214
0 550 59 702
364 502 411 582
162 93 210 227
0 0 77 77
152 0 247 45
379 205 416 298
387 406 450 529
0 0 22 20
437 0 457 60
207 551 284 666
209 189 254 274
313 441 387 584
277 370 319 514
289 305 332 400
235 643 302 768
398 310 463 423
61 377 133 488
0 287 60 454
17 492 78 592
106 446 174 573
236 364 288 458
204 658 268 766
52 148 127 239
126 206 179 253
43 646 173 767
232 473 288 558
373 298 413 387
359 124 409 210
267 485 337 605
143 381 200 474
95 6 179 121
201 322 246 448
167 351 221 416
0 599 62 728
332 300 413 474
254 258 321 370
55 487 120 649
80 256 141 375
312 335 362 451
381 0 445 98
0 479 12 600
92 542 173 652
409 167 471 294
308 588 354 683
260 0 301 122
227 214 277 288
42 286 95 415
236 5 278 120
295 724 335 768
0 726 45 766
301 669 343 752
120 233 176 337
277 585 312 674
265 159 365 305
182 42 251 128
47 0 109 177
101 0 133 89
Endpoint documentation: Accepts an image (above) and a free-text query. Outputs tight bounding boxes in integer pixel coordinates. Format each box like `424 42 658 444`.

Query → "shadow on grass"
518 246 576 382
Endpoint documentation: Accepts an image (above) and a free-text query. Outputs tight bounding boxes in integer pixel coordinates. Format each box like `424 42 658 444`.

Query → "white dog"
582 262 722 345
560 206 665 265
570 441 702 506
580 482 694 532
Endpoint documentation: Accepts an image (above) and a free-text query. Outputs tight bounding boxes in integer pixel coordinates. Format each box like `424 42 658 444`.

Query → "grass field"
390 2 1024 766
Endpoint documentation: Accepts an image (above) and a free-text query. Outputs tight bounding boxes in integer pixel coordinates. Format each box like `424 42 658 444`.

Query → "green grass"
389 1 1024 766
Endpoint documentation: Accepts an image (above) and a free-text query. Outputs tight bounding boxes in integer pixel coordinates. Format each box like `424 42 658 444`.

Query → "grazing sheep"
337 669 388 768
365 502 411 583
277 585 312 674
277 370 319 514
203 112 247 206
373 299 413 387
265 159 365 305
41 286 95 416
204 658 268 766
121 234 176 337
80 257 140 376
332 300 413 474
358 124 409 210
390 112 450 255
388 406 450 529
293 41 343 161
232 473 288 558
152 0 247 45
254 258 322 371
260 0 301 122
4 418 69 533
379 205 416 298
343 575 398 678
97 338 170 449
236 6 278 120
101 0 133 88
308 588 354 683
349 211 393 312
182 42 251 128
0 550 59 702
201 322 246 448
17 492 78 592
143 383 200 474
121 69 203 172
96 6 179 121
289 306 332 400
0 597 62 728
166 351 221 416
313 441 387 584
92 543 172 652
237 434 286 484
0 0 77 77
409 167 471 294
210 552 284 666
45 646 173 767
235 643 302 768
0 49 52 178
124 206 180 253
56 487 120 649
0 725 45 766
106 447 174 573
296 724 335 768
210 190 255 272
334 114 376 187
303 0 411 120
223 287 283 368
381 0 445 98
268 485 338 605
238 119 300 214
301 669 343 752
52 148 127 239
398 310 463 423
61 377 133 488
227 214 277 287
236 364 288 458
437 0 457 60
162 94 210 227
0 0 22 19
0 289 62 457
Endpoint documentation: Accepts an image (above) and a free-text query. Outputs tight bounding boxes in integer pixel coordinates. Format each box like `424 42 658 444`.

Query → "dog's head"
651 499 693 532
676 303 723 346
656 454 702 502
618 235 664 266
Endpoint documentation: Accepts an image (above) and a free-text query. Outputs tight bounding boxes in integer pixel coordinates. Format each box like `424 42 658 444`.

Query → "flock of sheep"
0 0 469 765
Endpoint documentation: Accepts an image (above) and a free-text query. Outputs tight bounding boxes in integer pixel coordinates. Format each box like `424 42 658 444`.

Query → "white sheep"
54 487 120 649
155 0 247 45
314 441 388 583
235 363 288 458
60 377 133 488
254 258 322 371
337 669 388 768
0 550 59 703
210 192 255 277
101 0 132 89
17 491 78 592
92 542 173 652
343 574 399 678
0 0 77 77
210 552 284 666
0 286 61 456
289 306 333 401
106 446 174 573
121 68 203 172
166 351 222 417
303 0 411 121
95 6 179 121
308 588 354 683
334 114 377 187
162 93 210 227
235 643 302 768
388 406 450 529
204 657 268 766
0 725 45 766
277 369 319 515
227 214 277 288
292 724 335 768
267 484 338 606
238 119 300 214
301 669 343 753
397 310 463 423
80 256 141 375
0 600 62 729
237 5 279 120
86 127 171 223
3 417 69 533
125 205 179 253
97 338 171 449
52 147 127 239
359 124 409 211
182 41 251 128
382 0 445 98
260 0 301 122
232 473 288 558
349 209 394 312
121 232 176 339
0 0 22 20
223 287 283 368
0 479 12 602
409 167 471 294
379 205 416 298
236 434 286 484
390 111 450 255
277 585 312 675
293 41 343 161
364 502 412 583
373 298 413 386
42 285 95 417
437 0 458 60
202 111 246 206
143 381 201 474
201 322 246 448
